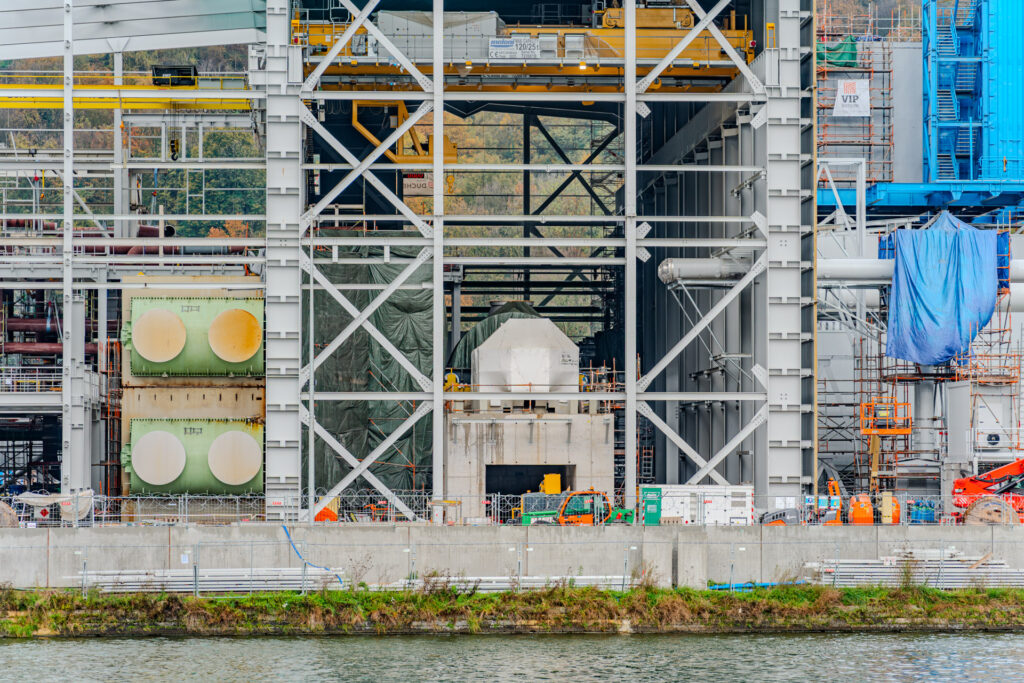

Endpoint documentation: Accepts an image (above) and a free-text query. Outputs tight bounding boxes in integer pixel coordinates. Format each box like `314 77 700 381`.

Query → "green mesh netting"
303 241 432 493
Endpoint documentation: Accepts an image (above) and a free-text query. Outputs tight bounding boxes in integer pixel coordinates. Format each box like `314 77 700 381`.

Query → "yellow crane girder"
0 84 253 111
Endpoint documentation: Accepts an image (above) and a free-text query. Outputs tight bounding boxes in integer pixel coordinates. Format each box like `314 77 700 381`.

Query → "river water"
2 632 1022 681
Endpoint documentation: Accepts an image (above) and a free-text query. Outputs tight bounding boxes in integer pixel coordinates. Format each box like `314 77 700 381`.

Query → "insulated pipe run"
820 284 1024 312
657 258 748 283
660 257 1024 285
819 258 1024 283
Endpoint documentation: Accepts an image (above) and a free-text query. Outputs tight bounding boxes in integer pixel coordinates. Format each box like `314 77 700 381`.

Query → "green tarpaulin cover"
817 36 859 68
305 241 432 493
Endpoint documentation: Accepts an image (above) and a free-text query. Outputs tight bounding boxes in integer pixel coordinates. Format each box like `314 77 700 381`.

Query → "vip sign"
833 79 870 117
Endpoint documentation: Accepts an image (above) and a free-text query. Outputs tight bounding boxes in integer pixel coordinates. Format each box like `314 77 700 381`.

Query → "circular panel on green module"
208 308 262 363
133 309 187 363
132 430 187 485
207 430 262 485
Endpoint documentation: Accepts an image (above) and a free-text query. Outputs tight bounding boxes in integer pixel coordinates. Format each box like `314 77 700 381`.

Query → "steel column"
624 0 638 510
431 0 446 514
262 0 304 519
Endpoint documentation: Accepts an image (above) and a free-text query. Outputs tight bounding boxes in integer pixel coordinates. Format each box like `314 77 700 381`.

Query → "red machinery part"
953 458 1024 512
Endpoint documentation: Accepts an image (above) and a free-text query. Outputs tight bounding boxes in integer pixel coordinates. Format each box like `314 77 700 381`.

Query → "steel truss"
284 0 813 518
0 0 813 517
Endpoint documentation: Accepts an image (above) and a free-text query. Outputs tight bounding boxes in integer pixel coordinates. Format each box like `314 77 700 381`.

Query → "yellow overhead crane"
296 6 755 94
0 76 254 111
351 100 458 164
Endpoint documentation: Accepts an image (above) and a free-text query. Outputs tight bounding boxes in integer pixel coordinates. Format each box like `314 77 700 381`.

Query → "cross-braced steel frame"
0 0 814 519
270 0 814 520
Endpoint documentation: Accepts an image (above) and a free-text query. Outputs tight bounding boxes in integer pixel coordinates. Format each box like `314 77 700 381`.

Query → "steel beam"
300 101 432 231
299 251 432 391
301 0 380 92
261 0 304 519
431 0 446 514
638 402 729 485
636 0 730 94
624 0 638 510
686 406 768 485
298 104 431 237
307 248 432 374
308 420 418 521
640 254 767 390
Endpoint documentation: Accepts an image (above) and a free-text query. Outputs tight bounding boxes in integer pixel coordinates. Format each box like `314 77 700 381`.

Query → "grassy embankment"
5 584 1024 637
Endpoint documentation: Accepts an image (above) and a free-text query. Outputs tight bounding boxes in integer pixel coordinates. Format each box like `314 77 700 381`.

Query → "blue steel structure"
923 0 982 182
819 0 1024 217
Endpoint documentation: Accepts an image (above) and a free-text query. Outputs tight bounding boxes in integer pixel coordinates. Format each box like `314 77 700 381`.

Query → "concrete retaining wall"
0 524 1015 590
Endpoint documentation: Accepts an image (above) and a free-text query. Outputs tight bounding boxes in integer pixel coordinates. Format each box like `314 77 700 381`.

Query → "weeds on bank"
5 585 1024 636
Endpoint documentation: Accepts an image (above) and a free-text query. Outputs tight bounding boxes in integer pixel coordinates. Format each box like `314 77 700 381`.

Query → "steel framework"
0 0 813 520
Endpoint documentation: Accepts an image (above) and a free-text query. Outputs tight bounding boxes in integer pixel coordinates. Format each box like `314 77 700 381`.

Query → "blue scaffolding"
820 0 1024 217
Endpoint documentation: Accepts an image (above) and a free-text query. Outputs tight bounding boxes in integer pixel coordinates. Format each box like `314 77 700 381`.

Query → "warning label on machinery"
488 38 541 60
833 79 870 117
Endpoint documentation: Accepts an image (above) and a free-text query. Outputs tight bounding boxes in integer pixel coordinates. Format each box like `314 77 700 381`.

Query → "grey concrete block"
0 528 49 588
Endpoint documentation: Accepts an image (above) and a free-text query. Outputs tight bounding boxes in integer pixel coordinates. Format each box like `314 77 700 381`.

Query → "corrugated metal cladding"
0 0 267 59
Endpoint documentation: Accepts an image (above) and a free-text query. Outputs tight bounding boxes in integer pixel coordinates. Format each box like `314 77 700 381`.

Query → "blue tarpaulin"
885 212 998 365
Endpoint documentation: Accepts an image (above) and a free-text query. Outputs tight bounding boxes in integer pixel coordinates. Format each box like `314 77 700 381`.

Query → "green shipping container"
641 487 662 526
124 297 264 376
123 418 263 495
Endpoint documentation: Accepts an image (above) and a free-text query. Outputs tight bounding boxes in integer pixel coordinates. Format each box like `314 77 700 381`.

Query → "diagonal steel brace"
299 251 432 391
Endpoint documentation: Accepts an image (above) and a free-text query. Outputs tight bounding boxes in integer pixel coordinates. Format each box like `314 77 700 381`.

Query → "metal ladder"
955 127 976 156
955 0 979 28
936 89 959 121
935 9 959 57
954 62 978 92
936 153 959 180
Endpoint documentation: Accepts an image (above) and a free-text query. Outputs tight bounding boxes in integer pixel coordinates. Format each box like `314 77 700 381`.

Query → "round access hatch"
207 430 262 486
132 431 187 486
132 309 186 363
208 308 262 363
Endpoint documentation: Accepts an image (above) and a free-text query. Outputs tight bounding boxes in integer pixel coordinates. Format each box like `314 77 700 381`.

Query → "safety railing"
3 491 1016 527
0 366 62 392
858 400 912 435
0 70 250 90
295 21 753 68
968 427 1023 453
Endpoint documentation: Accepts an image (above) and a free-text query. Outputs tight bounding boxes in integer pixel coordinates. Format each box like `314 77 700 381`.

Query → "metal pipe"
820 284 1024 312
2 342 97 354
657 258 749 283
817 258 894 281
3 318 106 332
662 257 1024 285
